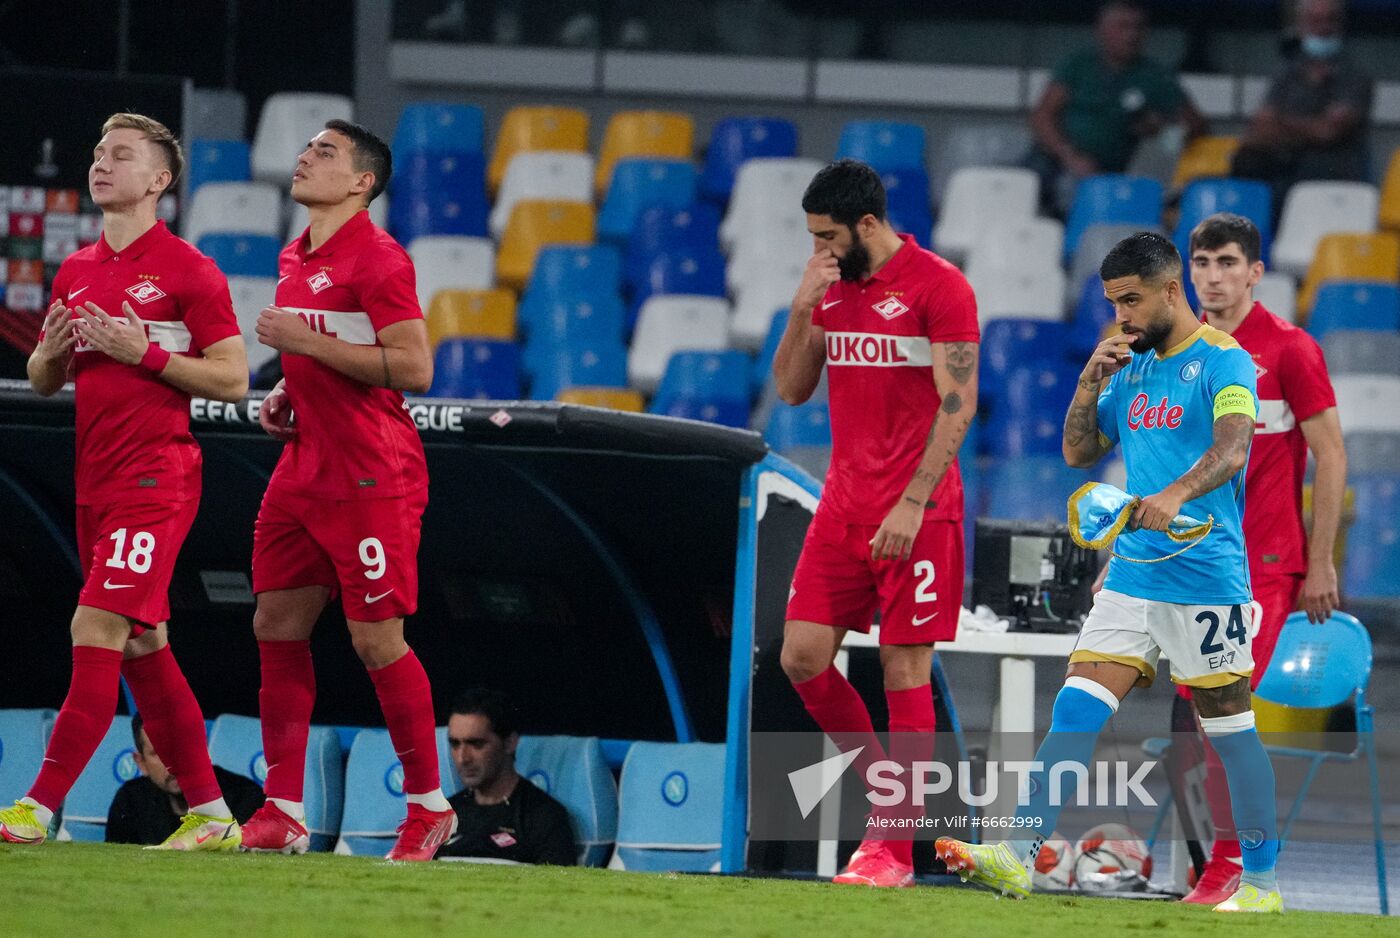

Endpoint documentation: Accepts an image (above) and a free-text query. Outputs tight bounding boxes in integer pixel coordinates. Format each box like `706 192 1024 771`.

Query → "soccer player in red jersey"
240 120 452 860
773 160 980 886
0 113 250 850
1179 212 1345 903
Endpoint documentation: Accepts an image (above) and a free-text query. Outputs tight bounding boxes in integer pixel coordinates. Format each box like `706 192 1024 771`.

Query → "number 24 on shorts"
1198 604 1247 655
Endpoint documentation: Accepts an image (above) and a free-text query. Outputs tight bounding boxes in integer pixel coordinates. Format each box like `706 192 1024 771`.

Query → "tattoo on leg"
1191 677 1252 717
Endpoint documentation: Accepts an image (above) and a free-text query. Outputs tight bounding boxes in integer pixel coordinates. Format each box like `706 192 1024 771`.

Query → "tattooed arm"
1132 411 1255 532
1064 332 1134 467
869 340 979 561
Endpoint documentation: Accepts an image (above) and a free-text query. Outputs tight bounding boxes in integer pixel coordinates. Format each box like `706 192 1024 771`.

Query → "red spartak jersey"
1225 302 1336 577
812 234 980 525
270 210 427 500
48 221 239 505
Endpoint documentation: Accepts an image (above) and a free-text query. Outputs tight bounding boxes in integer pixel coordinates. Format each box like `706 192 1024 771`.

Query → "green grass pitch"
1 844 1391 937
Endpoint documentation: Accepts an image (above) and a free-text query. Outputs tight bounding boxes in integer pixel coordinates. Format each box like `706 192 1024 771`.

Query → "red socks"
884 683 937 866
367 649 440 796
122 645 222 807
793 665 889 779
28 645 124 811
258 639 315 802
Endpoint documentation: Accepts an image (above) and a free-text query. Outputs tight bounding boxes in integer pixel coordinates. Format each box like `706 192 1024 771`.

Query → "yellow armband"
1213 384 1256 421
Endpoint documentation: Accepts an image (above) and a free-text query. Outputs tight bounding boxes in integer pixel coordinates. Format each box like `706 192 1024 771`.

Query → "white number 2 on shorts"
914 560 938 603
105 528 155 574
358 537 387 580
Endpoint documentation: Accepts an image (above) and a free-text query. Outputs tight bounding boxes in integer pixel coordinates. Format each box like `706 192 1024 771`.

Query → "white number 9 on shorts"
358 537 387 580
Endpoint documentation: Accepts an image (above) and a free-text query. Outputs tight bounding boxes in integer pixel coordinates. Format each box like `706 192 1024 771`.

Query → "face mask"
1301 34 1342 59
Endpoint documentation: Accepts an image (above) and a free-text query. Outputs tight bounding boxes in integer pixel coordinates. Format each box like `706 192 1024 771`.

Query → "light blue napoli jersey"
1097 324 1258 605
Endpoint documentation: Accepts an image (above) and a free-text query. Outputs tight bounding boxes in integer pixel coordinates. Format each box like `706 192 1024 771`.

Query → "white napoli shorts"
1068 589 1256 688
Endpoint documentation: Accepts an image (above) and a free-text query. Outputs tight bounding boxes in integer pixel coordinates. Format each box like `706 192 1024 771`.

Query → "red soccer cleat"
239 802 311 854
1181 857 1242 905
832 841 915 887
385 805 458 862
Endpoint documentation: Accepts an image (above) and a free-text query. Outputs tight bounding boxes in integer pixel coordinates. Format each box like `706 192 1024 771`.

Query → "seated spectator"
1026 0 1206 214
105 712 264 846
1231 0 1372 213
436 689 576 865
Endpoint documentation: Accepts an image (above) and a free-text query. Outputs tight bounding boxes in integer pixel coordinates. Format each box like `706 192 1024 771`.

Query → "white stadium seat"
1271 181 1379 277
627 295 730 392
252 92 354 185
227 276 278 372
933 166 1038 263
408 236 496 311
285 193 387 242
489 152 594 240
1253 271 1298 324
730 275 801 351
969 263 1067 322
720 157 824 253
1332 374 1400 434
932 124 1033 204
965 217 1065 286
184 182 283 245
725 217 810 296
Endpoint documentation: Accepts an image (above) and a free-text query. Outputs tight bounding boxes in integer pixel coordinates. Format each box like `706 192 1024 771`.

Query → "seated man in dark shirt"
106 712 264 845
436 689 576 865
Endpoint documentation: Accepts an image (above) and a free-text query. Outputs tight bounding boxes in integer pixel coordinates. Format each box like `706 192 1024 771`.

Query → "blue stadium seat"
0 709 53 814
1172 178 1273 263
520 293 626 346
1067 274 1117 358
984 456 1092 523
597 160 698 244
391 102 485 161
650 351 753 427
881 167 933 247
752 307 790 394
765 400 831 449
1064 175 1164 264
528 340 629 400
1307 282 1400 341
979 319 1070 416
629 248 727 318
208 713 344 852
625 203 722 293
528 245 623 303
389 152 489 241
186 139 251 195
61 715 138 842
1344 473 1400 599
699 117 799 204
609 742 725 872
984 364 1079 457
835 121 926 172
337 729 408 856
516 735 619 867
429 338 522 399
197 233 282 278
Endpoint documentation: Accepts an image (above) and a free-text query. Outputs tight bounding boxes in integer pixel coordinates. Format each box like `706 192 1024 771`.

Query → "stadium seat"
1272 181 1380 277
429 338 522 399
1253 271 1299 324
932 166 1038 263
1344 476 1400 598
556 387 645 411
650 350 752 427
835 120 925 172
970 264 1067 322
528 245 623 303
597 159 698 244
731 269 805 350
252 92 353 184
1307 282 1400 341
984 364 1079 457
489 151 594 240
628 295 730 392
197 233 281 278
228 276 278 372
880 167 933 246
60 715 137 842
751 307 790 394
409 235 496 311
1381 148 1400 233
516 736 619 867
496 201 596 291
489 106 589 193
284 192 387 242
1067 223 1164 310
0 710 53 813
629 246 727 317
699 117 799 204
389 152 489 242
984 456 1092 523
1333 375 1400 434
1067 274 1117 357
337 728 455 856
719 157 825 252
1172 178 1272 262
765 399 831 449
626 203 722 293
1297 232 1400 317
186 139 251 196
208 713 344 852
184 182 283 244
1063 174 1163 264
965 217 1065 285
725 215 810 296
931 124 1033 207
596 111 695 197
1169 135 1240 190
520 293 626 348
1346 430 1400 474
391 102 484 162
1323 330 1400 378
609 742 726 872
528 340 628 400
426 288 517 344
980 319 1071 414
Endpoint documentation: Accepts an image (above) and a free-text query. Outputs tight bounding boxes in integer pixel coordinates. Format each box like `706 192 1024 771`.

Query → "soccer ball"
1073 823 1152 892
1031 830 1076 890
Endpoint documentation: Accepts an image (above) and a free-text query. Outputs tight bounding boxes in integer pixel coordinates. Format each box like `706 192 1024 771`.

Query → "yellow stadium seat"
426 288 517 344
1171 135 1239 190
1380 148 1400 232
556 387 645 412
495 200 595 290
489 106 589 193
595 110 694 196
1297 231 1400 318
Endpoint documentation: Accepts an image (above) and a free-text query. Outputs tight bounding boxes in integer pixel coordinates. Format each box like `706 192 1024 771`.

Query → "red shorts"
77 498 200 632
785 509 963 645
1175 572 1302 699
252 485 427 622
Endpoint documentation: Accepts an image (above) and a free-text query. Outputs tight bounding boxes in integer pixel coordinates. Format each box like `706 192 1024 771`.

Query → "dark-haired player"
239 120 451 860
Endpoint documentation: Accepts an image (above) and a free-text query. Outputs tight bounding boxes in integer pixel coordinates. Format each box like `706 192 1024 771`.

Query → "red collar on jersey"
93 219 170 262
294 208 373 261
859 233 918 287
